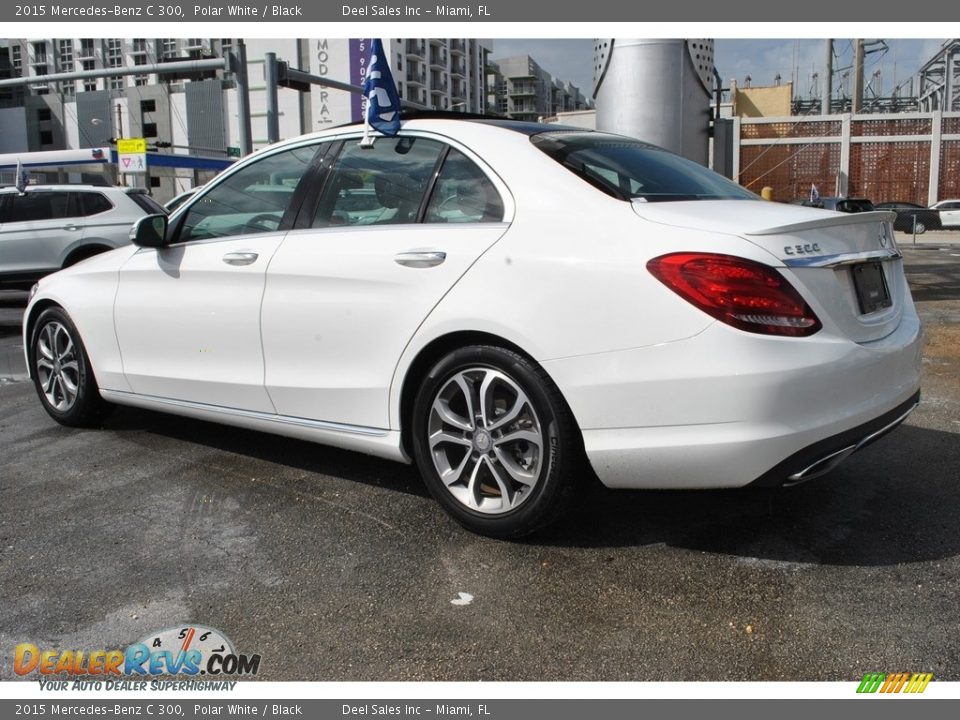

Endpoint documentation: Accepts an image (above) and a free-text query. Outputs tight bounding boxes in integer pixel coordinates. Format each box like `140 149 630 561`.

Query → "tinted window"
424 149 504 224
77 192 113 216
8 191 72 222
532 132 756 202
836 199 875 213
312 137 444 228
125 192 165 215
179 145 317 242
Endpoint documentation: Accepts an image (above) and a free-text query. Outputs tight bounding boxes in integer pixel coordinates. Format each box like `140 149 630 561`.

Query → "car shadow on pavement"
101 404 431 499
100 402 959 567
537 424 960 567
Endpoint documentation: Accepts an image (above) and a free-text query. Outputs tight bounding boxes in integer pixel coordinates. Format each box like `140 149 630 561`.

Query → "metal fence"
733 110 960 205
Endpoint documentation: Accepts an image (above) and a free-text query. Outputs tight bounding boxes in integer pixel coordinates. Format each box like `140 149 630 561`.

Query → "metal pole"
852 39 865 114
0 58 226 88
713 67 722 119
233 41 254 156
265 52 280 145
116 103 125 187
824 39 833 114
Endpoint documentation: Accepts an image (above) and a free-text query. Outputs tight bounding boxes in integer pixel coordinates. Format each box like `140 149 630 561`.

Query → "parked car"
22 117 922 538
874 201 942 234
929 199 960 228
802 197 876 213
0 185 163 289
164 186 201 214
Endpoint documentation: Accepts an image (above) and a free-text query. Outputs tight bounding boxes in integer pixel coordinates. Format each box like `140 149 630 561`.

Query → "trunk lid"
633 199 906 343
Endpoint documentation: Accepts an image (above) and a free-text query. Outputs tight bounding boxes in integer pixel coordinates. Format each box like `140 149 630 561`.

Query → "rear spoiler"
744 210 896 237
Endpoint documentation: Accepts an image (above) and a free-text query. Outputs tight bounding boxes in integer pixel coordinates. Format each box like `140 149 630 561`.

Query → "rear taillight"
646 252 822 337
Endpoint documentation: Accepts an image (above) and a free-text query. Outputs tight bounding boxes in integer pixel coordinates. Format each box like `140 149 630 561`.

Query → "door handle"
394 251 446 268
222 252 259 266
62 224 79 231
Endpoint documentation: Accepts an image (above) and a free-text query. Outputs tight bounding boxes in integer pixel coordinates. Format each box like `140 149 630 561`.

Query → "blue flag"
362 39 401 137
15 158 29 194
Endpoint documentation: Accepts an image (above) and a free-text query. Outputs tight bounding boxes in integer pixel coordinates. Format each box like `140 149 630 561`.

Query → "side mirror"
130 214 168 248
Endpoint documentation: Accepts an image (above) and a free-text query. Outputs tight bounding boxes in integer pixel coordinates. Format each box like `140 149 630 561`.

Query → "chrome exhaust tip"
784 444 859 486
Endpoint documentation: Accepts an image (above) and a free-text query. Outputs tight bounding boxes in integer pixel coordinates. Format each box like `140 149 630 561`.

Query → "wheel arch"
396 330 579 459
62 243 113 269
23 299 64 380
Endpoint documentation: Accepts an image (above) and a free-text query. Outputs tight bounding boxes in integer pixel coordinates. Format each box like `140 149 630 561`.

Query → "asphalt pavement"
1 241 959 681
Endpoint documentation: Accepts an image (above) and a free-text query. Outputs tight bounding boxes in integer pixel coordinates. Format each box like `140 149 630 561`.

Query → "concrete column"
928 111 942 205
732 116 741 183
838 113 851 196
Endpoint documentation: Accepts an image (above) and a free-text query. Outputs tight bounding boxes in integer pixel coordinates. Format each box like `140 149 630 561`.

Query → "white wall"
0 107 29 153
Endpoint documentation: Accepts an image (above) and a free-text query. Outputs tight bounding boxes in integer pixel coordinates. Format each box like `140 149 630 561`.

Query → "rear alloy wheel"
31 307 110 427
914 221 926 234
412 345 580 539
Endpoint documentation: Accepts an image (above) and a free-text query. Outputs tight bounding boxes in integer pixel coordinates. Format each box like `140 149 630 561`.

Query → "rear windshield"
127 191 168 215
835 199 875 213
531 131 756 202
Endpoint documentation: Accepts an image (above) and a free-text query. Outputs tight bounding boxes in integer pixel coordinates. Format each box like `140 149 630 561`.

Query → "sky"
490 38 950 102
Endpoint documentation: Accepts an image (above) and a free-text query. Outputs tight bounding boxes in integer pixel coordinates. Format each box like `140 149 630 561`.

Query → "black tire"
30 306 111 427
411 345 581 539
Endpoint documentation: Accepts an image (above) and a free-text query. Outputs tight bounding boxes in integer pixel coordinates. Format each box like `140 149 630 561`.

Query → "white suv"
0 185 164 289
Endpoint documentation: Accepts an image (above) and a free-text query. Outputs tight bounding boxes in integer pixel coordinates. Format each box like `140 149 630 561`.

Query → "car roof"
326 111 580 136
266 114 590 153
0 184 125 193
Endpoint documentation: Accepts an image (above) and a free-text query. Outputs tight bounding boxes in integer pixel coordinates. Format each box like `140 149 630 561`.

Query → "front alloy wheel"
31 307 110 427
35 320 81 412
412 345 580 538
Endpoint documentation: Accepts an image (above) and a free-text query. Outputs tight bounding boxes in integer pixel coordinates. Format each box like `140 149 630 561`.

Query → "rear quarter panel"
388 132 783 429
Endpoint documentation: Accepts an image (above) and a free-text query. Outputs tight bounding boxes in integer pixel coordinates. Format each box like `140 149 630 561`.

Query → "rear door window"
424 149 505 224
311 137 445 228
8 192 72 222
77 192 114 217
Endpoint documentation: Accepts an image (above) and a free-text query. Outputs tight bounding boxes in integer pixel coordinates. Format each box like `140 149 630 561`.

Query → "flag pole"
360 91 374 148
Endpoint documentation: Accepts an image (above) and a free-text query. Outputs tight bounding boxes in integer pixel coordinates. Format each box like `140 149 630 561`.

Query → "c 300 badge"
783 243 822 256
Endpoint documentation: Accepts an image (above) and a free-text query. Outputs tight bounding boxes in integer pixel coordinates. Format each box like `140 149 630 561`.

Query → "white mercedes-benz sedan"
23 116 922 538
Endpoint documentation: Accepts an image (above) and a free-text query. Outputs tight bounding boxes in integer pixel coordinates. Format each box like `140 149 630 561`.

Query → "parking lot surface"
1 240 959 681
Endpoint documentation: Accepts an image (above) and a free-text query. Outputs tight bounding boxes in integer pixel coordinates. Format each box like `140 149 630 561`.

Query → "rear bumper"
543 311 923 489
747 390 919 487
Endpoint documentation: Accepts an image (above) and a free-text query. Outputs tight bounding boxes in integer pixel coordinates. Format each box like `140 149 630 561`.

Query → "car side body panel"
23 246 137 393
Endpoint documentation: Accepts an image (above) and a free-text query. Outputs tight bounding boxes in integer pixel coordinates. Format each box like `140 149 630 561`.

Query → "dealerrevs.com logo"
15 625 261 679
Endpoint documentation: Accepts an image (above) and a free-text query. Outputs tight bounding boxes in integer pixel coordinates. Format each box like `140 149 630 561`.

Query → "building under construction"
728 39 960 204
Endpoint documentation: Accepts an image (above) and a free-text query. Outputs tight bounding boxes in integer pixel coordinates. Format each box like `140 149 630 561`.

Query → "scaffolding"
918 39 960 111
